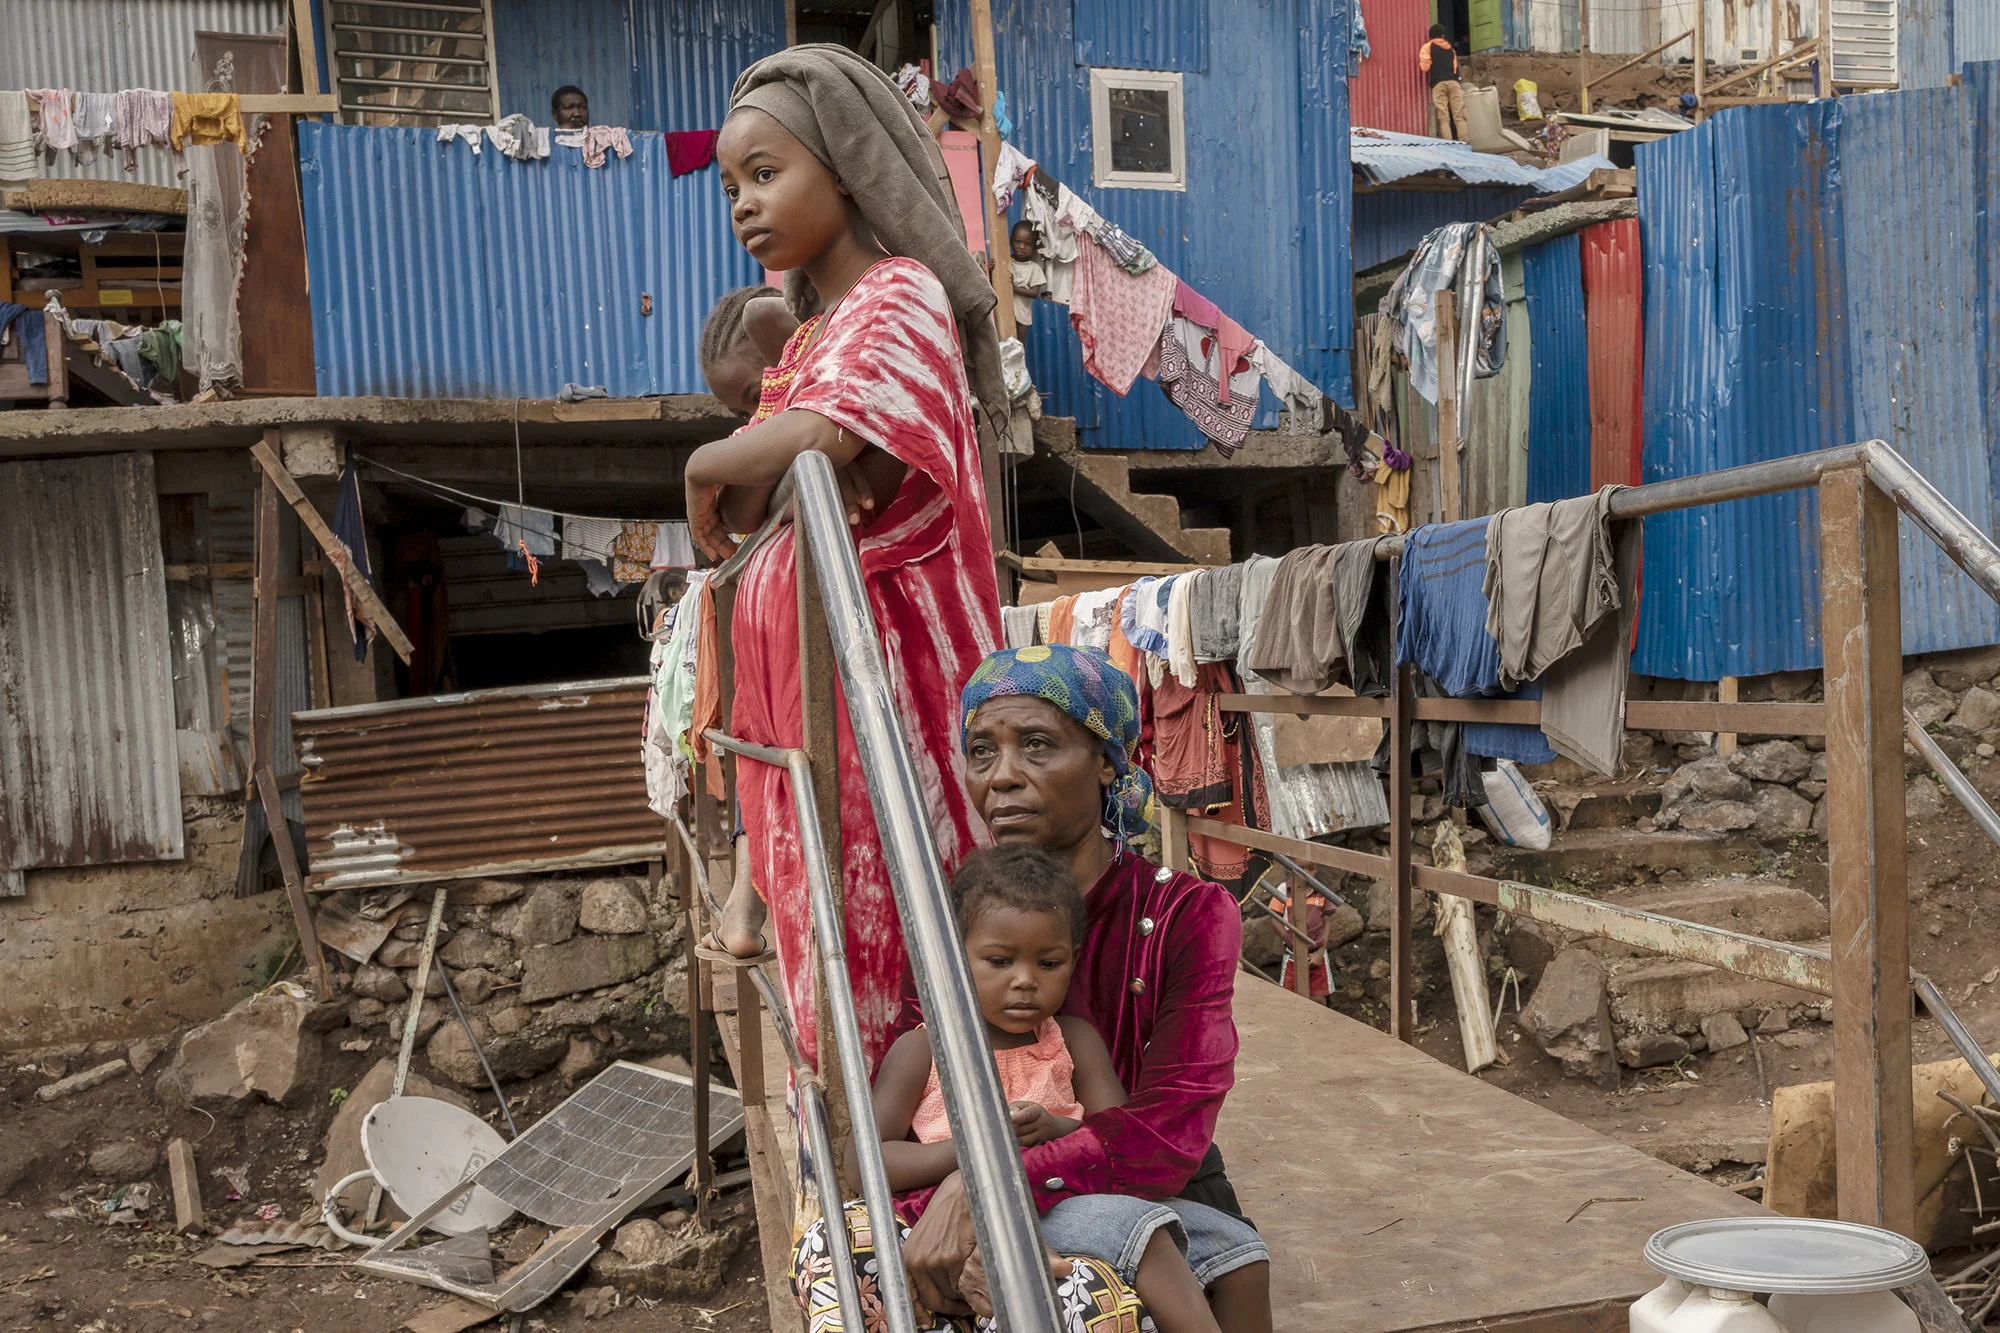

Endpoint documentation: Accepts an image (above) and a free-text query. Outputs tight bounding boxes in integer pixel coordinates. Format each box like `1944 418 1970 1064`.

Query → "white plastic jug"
1768 1291 1919 1333
1665 1288 1788 1333
1630 1277 1692 1332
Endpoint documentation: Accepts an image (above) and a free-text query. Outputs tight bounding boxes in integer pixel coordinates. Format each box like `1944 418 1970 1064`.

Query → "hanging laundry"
1034 600 1053 646
28 90 75 155
1068 584 1123 652
993 91 1013 138
485 114 551 160
1189 561 1243 663
612 521 658 582
1372 450 1412 534
650 520 696 569
645 573 709 816
1350 0 1372 72
70 92 115 166
1121 576 1168 656
1020 179 1076 304
1000 603 1039 649
1172 278 1221 329
1380 221 1505 404
1245 540 1392 698
1249 341 1324 424
664 128 720 176
1395 518 1555 771
1045 594 1077 646
0 303 48 386
436 123 484 154
579 561 622 597
1483 489 1639 775
169 92 245 152
1069 239 1176 396
929 68 981 120
1166 569 1199 688
1212 314 1257 405
1155 321 1259 457
494 504 556 562
894 63 932 113
991 142 1034 209
136 319 182 384
562 515 621 564
579 126 632 168
114 89 173 173
0 92 36 180
330 449 378 661
105 335 148 387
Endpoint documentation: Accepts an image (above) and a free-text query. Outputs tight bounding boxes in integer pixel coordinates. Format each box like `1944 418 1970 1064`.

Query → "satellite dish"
361 1096 516 1236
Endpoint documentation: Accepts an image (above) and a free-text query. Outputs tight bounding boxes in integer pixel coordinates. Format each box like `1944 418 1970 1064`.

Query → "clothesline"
1 89 250 179
354 453 678 524
430 119 721 176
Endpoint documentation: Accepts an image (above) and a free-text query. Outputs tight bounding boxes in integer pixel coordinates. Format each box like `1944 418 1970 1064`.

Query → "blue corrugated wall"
1634 72 2000 679
939 0 1354 451
298 123 764 398
1521 234 1591 505
492 0 786 131
1352 186 1531 273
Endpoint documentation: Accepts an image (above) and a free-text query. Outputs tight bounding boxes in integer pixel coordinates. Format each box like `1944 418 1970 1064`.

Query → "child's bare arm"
872 1030 963 1192
1058 1016 1128 1116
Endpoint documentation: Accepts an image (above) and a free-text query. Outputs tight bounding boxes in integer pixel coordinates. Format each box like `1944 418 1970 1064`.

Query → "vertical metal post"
1819 466 1916 1236
797 530 852 1193
669 851 714 1221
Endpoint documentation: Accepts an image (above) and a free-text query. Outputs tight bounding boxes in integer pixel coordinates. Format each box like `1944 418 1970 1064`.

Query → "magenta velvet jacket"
897 848 1242 1219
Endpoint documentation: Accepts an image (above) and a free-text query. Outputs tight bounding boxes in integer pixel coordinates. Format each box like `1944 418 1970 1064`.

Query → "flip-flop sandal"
694 931 776 965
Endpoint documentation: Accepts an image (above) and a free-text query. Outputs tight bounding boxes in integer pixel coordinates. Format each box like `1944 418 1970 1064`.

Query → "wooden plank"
1388 643 1416 1044
1220 981 1769 1329
1160 804 1190 873
969 0 1016 343
1186 816 1391 881
1624 700 1826 735
240 113 317 397
254 474 331 996
1218 693 1392 719
167 1138 203 1233
1818 465 1915 1235
239 94 337 113
289 0 322 98
43 309 66 406
1 179 186 215
249 434 415 663
1436 291 1462 525
1716 676 1740 757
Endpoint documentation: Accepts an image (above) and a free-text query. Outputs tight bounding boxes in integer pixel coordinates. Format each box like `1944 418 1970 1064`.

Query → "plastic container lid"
1644 1219 1929 1295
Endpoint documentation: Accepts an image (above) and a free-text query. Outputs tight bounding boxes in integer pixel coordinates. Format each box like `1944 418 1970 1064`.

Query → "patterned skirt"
793 1199 1156 1333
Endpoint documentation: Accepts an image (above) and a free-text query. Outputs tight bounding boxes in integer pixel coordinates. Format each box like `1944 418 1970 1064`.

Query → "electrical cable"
436 962 519 1139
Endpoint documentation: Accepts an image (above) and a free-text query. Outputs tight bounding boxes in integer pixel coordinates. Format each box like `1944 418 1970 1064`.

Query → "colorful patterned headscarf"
959 644 1156 846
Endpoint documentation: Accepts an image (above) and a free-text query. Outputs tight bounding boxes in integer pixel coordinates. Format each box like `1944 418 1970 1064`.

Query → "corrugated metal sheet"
941 0 1355 440
1521 233 1592 504
1966 11 2000 66
1349 0 1429 135
1464 249 1529 516
293 677 666 889
626 0 787 132
1352 184 1530 272
1633 102 1849 681
1840 84 2000 654
1352 128 1615 188
1590 0 1656 55
1581 217 1643 490
0 0 286 188
1072 0 1209 71
0 453 183 872
492 0 637 129
1901 0 2000 88
298 120 762 397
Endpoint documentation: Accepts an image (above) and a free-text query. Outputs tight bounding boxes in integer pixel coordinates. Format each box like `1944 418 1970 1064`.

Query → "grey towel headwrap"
728 43 1012 462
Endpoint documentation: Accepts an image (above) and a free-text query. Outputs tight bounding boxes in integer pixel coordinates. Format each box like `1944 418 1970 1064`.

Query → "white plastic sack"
1474 759 1551 850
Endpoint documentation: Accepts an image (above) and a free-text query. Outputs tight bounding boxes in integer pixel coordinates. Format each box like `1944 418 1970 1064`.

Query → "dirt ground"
8 748 2000 1331
1463 50 1701 118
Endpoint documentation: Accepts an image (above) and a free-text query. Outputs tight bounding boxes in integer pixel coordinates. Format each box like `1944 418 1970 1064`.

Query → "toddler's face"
705 345 764 417
964 905 1076 1036
1010 230 1036 262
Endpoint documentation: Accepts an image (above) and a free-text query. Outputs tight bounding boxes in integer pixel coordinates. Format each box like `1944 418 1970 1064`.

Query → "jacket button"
1130 977 1146 995
1044 1177 1065 1191
1154 866 1172 882
1138 916 1155 935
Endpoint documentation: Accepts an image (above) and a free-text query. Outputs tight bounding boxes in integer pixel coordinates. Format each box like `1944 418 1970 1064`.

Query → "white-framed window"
1088 68 1186 192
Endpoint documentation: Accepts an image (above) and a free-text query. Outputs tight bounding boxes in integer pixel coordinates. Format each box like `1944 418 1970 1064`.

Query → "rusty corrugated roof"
293 677 666 890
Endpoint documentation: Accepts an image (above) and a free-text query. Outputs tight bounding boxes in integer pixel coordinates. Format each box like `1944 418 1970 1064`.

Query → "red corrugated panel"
1349 0 1431 135
1581 218 1644 489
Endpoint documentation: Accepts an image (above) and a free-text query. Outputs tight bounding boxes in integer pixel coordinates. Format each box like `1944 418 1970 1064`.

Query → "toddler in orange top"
872 844 1231 1333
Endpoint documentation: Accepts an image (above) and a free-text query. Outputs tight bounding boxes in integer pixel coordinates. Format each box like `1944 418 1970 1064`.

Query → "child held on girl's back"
872 845 1229 1333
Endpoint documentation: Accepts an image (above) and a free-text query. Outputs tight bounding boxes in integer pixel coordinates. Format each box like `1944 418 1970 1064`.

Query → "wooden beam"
1694 0 1707 107
254 473 331 996
249 433 414 663
1818 464 1915 1236
1436 291 1462 525
1716 676 1740 757
2 180 186 215
968 0 1016 344
1388 655 1417 1043
239 94 337 114
290 0 322 97
43 309 67 407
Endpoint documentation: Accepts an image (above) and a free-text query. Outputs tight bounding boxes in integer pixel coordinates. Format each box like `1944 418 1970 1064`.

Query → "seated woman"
900 644 1271 1332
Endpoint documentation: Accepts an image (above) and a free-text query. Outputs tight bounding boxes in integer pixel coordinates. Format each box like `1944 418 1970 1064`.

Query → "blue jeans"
1040 1193 1269 1288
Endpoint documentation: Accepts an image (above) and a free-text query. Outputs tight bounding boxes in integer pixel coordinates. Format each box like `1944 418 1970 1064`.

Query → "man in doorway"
1420 26 1469 141
551 85 589 129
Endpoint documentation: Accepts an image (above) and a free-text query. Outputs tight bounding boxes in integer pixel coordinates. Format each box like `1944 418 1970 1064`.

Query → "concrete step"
1492 829 1762 890
1540 780 1663 831
1606 950 1827 1042
1029 425 1233 565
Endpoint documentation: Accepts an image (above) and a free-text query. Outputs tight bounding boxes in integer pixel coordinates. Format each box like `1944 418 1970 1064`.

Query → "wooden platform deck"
1218 977 1768 1332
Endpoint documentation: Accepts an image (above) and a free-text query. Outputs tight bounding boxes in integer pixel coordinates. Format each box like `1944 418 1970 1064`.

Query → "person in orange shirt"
1419 25 1470 141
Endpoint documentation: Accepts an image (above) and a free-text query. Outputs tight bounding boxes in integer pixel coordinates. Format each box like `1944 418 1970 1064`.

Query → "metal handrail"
701 452 1063 1332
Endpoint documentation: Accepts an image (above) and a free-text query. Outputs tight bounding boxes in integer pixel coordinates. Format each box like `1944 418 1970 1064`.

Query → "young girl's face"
718 108 854 273
963 904 1076 1037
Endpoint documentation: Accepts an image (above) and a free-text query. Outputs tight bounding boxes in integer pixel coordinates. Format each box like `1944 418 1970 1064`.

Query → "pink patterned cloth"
28 90 74 152
579 125 632 168
730 257 1001 1078
1069 236 1177 396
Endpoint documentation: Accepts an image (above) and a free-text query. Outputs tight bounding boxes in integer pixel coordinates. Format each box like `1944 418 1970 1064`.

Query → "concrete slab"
1217 978 1767 1332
